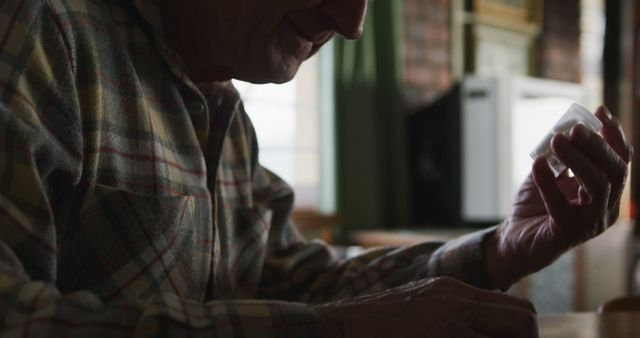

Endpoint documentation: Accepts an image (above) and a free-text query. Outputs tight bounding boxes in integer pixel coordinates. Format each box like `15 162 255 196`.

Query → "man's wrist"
482 230 519 290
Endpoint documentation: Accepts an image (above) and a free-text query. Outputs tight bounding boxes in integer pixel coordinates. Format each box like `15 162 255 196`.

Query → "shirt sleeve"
0 1 320 337
0 239 319 338
242 117 499 305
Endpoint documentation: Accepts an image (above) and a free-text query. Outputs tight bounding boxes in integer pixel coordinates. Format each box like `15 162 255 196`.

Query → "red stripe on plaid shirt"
91 146 206 176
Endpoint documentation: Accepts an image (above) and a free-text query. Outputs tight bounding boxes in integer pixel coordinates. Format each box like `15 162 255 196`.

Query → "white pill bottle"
530 103 603 176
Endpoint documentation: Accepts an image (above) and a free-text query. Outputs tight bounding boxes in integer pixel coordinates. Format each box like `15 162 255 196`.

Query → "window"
232 44 335 210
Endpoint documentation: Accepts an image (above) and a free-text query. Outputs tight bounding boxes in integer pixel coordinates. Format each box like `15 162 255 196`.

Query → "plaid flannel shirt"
0 0 497 336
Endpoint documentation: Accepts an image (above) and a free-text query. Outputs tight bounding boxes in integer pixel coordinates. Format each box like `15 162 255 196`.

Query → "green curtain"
334 0 409 231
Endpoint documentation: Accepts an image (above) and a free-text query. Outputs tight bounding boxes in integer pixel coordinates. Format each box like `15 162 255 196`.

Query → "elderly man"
0 0 631 337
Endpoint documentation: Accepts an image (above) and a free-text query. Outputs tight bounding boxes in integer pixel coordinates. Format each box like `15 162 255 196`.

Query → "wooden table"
539 312 640 338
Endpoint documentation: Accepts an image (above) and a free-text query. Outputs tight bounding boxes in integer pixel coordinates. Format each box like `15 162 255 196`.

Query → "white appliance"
409 76 586 226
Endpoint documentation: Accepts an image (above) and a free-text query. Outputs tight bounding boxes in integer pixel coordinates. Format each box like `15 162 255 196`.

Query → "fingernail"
553 133 571 149
596 105 613 121
570 123 588 140
604 106 614 119
534 156 551 172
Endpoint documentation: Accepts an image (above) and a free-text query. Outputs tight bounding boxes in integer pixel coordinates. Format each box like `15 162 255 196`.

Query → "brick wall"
402 0 582 109
403 0 452 109
537 0 581 82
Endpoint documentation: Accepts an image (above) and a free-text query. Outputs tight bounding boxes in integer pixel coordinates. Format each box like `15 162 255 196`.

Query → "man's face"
161 0 368 84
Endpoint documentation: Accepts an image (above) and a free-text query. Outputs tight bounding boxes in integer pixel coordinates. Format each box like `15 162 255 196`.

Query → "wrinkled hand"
314 277 538 338
485 106 633 288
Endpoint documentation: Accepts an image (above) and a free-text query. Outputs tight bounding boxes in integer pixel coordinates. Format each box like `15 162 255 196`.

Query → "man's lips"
285 17 334 46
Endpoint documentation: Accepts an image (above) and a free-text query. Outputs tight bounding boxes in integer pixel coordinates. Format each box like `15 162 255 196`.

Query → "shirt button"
187 102 205 115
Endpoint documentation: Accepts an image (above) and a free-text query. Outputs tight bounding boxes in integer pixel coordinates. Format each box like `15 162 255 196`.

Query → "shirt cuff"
427 226 499 290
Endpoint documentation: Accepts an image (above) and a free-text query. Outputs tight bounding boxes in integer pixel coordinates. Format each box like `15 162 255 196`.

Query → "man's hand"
314 277 538 338
485 106 633 288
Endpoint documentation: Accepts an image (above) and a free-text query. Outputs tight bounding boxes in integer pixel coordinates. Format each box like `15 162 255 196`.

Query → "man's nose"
322 0 367 39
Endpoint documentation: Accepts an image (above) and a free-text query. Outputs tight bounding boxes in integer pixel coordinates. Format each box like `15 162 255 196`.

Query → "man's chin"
267 68 298 84
236 60 301 84
240 34 310 84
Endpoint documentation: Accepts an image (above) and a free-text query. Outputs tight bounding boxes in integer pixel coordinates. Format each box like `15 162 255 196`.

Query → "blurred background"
233 0 640 313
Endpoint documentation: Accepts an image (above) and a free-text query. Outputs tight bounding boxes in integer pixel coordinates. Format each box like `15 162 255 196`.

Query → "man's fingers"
465 299 539 338
389 277 537 318
595 106 633 163
532 156 573 225
463 286 536 314
415 277 537 313
352 277 467 306
551 134 611 206
569 124 628 207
